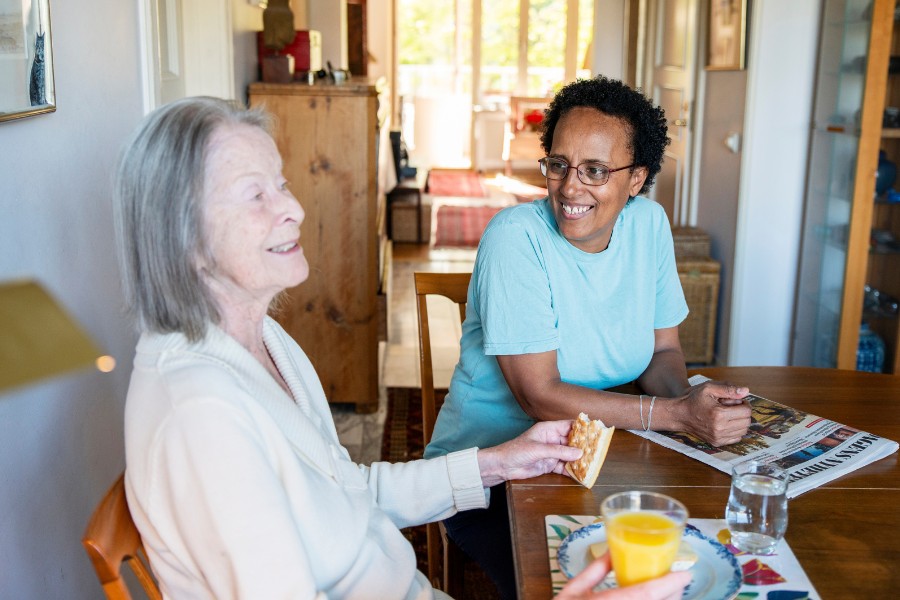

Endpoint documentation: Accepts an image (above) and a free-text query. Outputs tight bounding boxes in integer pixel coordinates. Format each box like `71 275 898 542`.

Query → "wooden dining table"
506 367 900 599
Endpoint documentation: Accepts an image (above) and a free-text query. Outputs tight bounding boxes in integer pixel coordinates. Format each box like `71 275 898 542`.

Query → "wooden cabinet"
792 0 897 372
870 2 900 373
249 80 390 411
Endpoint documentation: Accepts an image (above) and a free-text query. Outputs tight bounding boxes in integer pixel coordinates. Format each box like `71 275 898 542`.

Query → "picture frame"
706 0 748 71
0 0 55 123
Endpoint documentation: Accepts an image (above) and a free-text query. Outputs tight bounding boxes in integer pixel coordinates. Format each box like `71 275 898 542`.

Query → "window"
397 0 594 165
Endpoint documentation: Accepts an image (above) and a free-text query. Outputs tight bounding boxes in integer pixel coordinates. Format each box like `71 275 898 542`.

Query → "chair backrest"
82 473 162 600
414 271 471 446
414 271 471 594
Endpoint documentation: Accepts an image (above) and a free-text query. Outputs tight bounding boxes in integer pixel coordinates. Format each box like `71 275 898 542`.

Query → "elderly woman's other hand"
556 552 691 600
476 420 583 488
673 380 751 447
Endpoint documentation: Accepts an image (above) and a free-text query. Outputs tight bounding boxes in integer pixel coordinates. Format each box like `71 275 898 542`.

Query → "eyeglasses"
538 157 634 186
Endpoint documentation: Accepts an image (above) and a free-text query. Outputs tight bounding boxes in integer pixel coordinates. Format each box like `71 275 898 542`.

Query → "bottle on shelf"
876 150 897 197
856 323 886 373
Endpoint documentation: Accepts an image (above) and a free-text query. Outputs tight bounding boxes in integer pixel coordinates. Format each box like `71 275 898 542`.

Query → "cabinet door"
250 88 380 407
792 0 893 369
868 1 900 373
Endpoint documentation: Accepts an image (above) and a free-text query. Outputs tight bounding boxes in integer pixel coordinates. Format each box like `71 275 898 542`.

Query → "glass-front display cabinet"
792 0 896 371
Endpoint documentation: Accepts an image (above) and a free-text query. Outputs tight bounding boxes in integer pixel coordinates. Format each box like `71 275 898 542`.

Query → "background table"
507 367 900 599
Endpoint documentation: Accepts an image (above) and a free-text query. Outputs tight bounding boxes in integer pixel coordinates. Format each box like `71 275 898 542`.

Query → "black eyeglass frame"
538 157 635 187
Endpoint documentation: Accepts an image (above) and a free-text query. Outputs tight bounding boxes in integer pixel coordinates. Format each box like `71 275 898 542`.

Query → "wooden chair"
413 271 472 597
82 473 161 600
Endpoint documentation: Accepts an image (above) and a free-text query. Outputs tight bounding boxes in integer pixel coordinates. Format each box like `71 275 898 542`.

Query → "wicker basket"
390 197 432 243
678 257 720 364
672 227 711 259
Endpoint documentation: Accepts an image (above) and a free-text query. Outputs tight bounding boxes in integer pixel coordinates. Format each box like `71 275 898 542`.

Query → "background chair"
413 271 471 597
82 473 161 600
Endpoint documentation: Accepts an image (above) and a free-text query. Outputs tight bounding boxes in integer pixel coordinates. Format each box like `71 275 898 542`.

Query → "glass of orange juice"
600 491 689 587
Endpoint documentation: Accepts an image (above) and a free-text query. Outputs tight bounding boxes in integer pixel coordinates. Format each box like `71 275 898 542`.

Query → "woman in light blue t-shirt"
425 77 753 599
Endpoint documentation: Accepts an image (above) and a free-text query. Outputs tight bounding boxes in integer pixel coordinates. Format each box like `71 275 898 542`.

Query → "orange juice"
606 511 683 586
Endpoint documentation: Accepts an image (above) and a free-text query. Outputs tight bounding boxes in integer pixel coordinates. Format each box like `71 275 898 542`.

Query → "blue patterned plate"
556 523 741 600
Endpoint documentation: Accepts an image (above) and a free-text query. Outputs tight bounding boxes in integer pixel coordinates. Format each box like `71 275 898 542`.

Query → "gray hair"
113 96 272 341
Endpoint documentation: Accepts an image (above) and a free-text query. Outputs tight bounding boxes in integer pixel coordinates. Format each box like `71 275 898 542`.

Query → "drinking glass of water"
725 460 788 554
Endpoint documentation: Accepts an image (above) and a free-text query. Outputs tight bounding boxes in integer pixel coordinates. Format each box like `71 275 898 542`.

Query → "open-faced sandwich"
565 412 615 488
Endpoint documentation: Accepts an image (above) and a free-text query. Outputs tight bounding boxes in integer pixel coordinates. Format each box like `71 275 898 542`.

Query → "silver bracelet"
646 396 657 431
639 394 646 430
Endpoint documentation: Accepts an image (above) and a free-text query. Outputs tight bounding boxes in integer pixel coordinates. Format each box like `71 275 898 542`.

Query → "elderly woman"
424 77 752 598
114 97 688 600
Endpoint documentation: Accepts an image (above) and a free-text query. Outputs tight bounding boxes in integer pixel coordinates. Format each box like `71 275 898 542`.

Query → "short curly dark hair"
540 76 669 196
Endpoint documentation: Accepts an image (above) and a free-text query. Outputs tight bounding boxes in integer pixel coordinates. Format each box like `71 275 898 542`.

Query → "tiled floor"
331 242 475 462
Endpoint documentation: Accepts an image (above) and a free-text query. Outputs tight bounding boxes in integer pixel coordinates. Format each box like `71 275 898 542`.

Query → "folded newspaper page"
629 375 899 498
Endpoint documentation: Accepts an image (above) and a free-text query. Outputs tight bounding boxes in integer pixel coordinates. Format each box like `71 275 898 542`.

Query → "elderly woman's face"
200 123 308 308
547 107 647 253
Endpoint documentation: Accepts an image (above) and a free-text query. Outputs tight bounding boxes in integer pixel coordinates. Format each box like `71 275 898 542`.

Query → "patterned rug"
426 169 489 197
432 205 505 249
382 387 501 599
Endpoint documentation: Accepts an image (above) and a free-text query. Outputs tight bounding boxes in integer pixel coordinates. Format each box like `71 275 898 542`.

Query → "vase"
876 150 897 197
856 323 885 373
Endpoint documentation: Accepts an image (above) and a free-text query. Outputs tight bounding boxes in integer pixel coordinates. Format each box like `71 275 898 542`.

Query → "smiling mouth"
561 203 593 216
269 241 299 253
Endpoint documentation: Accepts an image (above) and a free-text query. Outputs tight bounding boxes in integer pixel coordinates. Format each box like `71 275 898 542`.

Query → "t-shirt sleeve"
653 211 689 329
472 220 559 355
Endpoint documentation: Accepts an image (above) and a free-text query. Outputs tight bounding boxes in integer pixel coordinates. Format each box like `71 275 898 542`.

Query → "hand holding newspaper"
630 375 899 498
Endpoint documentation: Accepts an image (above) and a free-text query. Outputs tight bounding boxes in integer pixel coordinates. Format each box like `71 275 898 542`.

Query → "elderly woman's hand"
671 380 751 447
476 420 583 488
556 552 691 600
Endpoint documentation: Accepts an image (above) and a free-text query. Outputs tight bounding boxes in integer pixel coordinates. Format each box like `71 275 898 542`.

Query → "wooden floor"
330 241 474 463
382 242 475 389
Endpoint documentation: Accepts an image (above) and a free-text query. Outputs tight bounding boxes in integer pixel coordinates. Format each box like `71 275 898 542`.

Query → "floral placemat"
545 515 820 599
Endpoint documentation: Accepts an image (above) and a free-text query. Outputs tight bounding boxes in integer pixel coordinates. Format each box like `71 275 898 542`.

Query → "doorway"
395 0 593 171
640 0 699 226
140 0 235 111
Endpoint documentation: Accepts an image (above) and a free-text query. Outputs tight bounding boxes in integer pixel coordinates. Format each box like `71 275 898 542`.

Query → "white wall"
307 0 348 70
232 0 265 103
727 0 821 365
695 70 747 364
593 0 626 79
0 1 146 597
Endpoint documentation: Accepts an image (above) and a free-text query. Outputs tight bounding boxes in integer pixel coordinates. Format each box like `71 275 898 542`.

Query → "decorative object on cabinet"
857 323 886 372
883 106 900 128
792 0 897 373
876 149 897 195
347 0 368 77
706 0 748 71
249 79 390 412
0 0 55 123
256 30 322 83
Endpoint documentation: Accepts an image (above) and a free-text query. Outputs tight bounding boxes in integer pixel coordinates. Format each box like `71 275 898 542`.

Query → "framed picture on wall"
707 0 748 71
0 0 55 123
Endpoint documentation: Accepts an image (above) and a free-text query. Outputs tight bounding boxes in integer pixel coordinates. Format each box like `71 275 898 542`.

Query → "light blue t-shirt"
424 196 688 458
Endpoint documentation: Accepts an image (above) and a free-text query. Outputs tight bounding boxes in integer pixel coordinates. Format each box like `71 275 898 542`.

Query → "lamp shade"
0 280 106 392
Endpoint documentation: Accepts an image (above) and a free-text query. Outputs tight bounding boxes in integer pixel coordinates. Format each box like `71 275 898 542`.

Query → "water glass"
600 491 688 587
725 460 788 554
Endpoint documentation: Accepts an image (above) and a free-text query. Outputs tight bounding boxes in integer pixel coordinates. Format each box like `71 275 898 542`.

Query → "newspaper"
629 375 899 498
